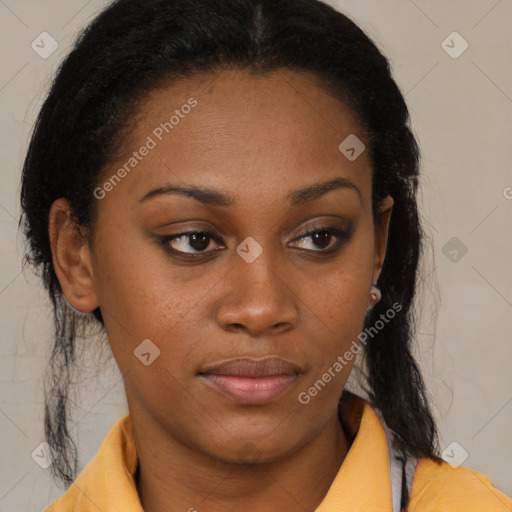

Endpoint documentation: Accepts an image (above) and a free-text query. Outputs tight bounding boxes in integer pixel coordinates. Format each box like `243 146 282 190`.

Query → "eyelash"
158 224 352 259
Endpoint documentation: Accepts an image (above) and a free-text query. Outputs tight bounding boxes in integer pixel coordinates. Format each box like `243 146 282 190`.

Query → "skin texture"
49 69 393 512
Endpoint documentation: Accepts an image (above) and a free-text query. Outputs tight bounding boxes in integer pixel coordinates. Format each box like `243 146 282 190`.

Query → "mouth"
198 356 302 405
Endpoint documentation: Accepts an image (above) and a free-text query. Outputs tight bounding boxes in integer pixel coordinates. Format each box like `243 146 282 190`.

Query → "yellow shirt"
44 394 512 511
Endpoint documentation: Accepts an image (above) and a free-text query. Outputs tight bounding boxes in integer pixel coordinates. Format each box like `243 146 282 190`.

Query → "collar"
45 392 393 512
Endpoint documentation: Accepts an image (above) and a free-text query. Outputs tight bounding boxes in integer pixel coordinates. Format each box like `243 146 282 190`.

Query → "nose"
214 249 299 337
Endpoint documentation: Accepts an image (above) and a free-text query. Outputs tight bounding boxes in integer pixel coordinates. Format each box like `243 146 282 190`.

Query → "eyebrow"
138 177 361 207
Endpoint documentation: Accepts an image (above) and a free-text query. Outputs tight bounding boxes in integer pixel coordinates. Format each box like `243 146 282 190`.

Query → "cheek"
89 223 168 362
301 224 375 318
91 228 220 378
297 227 375 365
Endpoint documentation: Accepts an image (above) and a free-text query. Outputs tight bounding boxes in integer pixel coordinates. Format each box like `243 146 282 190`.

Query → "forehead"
102 68 372 208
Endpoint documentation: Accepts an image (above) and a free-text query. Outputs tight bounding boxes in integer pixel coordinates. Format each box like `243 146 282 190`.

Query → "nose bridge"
238 246 284 294
215 240 299 335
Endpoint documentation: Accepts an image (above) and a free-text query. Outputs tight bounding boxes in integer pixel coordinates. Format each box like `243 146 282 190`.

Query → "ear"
48 198 98 312
372 195 394 284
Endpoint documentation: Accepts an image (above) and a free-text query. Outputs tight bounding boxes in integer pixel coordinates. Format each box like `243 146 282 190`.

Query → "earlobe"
372 195 394 284
48 198 98 313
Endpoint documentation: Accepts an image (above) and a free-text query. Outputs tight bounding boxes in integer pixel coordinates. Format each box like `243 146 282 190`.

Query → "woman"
19 0 511 511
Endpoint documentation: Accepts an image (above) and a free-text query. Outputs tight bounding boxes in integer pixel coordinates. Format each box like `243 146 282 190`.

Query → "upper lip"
199 356 302 377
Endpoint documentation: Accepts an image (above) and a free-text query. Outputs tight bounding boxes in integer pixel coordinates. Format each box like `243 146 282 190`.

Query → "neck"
133 408 351 512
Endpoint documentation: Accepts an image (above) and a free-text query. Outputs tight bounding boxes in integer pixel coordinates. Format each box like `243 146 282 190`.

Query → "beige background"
0 0 511 510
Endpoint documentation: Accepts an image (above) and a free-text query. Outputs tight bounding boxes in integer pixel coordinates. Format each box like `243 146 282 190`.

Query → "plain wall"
0 1 510 510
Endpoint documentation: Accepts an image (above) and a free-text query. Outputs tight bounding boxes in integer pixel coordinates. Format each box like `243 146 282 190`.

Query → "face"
51 68 393 463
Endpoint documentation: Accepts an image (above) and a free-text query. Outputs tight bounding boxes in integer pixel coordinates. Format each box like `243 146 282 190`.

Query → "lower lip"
201 374 298 404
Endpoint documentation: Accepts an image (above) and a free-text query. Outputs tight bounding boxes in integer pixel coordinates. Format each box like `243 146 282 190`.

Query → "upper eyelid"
170 223 347 240
154 212 353 238
294 223 346 236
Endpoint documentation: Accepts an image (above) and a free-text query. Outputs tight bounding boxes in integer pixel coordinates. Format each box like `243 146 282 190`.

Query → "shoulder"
43 414 140 512
409 457 512 512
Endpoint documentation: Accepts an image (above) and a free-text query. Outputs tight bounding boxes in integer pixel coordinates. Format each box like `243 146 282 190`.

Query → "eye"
158 223 352 258
289 224 352 252
160 231 224 255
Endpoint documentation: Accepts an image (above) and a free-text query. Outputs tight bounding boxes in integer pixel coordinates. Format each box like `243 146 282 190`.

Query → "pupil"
313 230 331 249
190 233 210 251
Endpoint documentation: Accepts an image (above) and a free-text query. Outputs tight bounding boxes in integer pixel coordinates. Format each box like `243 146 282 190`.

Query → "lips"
198 356 302 404
199 356 302 377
